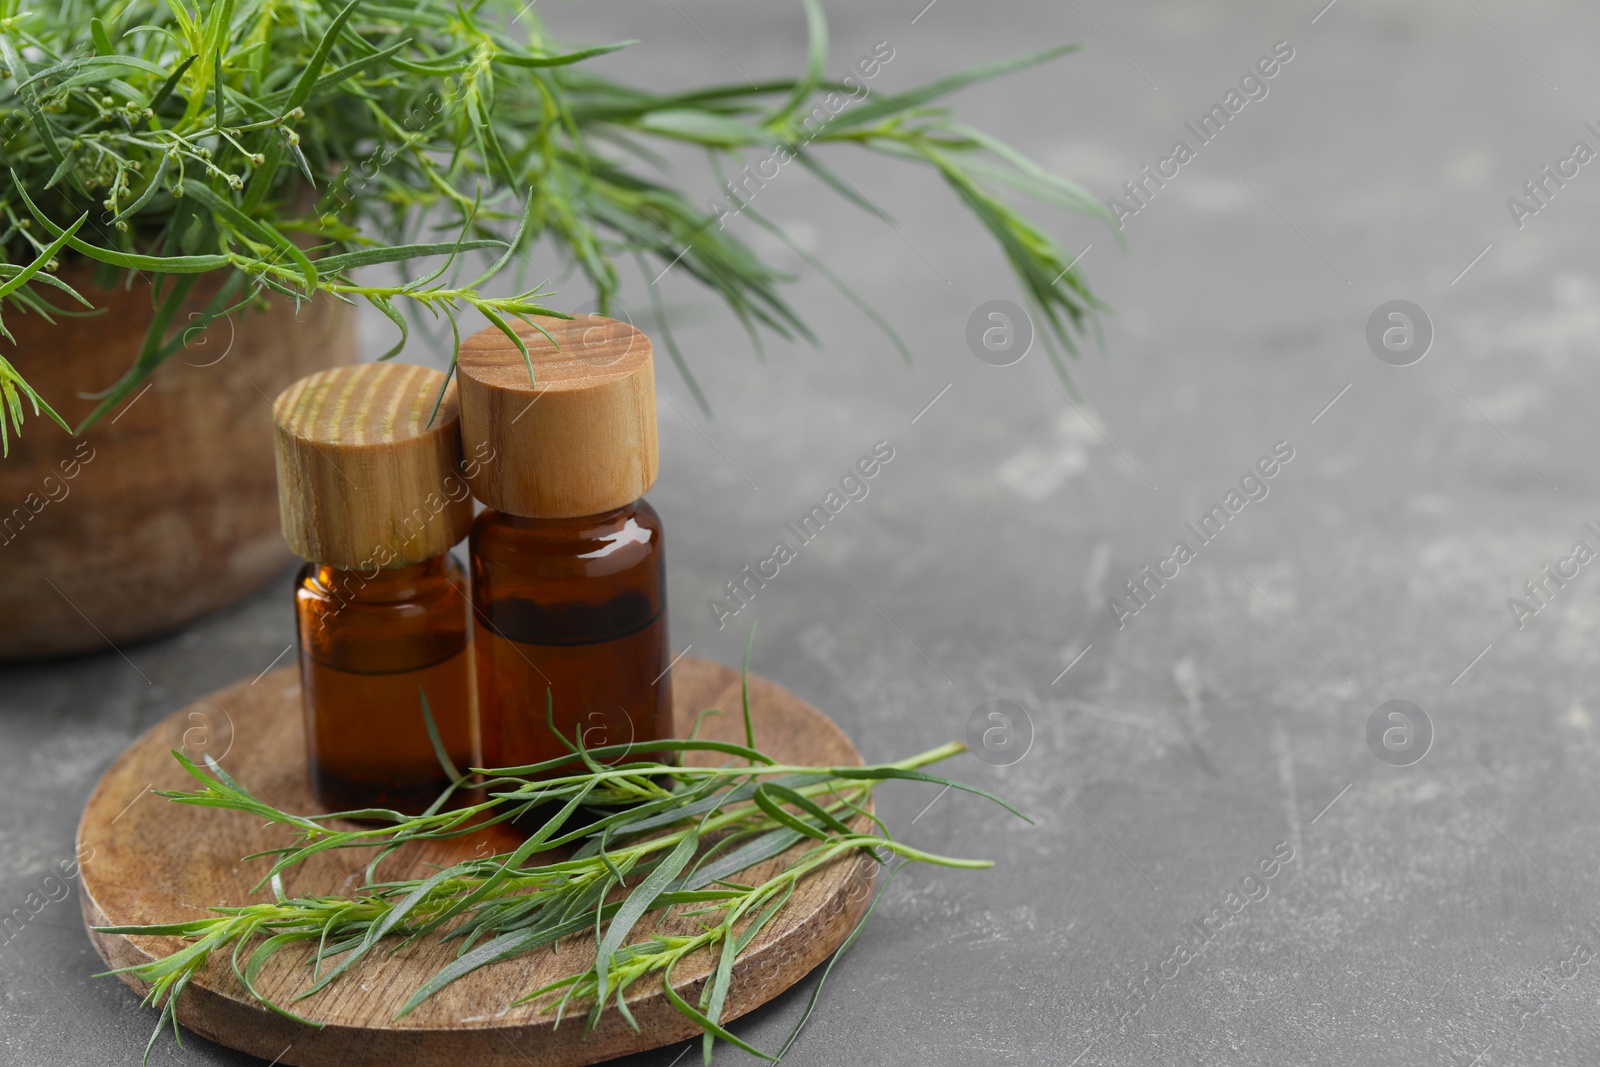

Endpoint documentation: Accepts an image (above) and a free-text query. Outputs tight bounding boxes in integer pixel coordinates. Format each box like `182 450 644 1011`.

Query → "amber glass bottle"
457 314 670 772
293 557 473 812
273 364 477 814
470 504 668 770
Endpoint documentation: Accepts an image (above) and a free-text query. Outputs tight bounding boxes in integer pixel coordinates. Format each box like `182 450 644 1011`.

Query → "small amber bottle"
272 364 477 814
456 315 670 772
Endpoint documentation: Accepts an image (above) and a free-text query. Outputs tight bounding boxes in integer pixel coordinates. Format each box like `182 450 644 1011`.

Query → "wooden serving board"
78 658 874 1066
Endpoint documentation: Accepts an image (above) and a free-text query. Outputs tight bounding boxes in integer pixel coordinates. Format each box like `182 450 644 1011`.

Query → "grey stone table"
4 1 1597 1063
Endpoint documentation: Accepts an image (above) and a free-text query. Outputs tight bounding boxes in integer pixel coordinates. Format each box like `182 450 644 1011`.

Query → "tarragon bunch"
0 0 1109 446
101 681 1026 1064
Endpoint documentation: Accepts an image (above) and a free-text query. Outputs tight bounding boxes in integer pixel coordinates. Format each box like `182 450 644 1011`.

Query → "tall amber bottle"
456 315 670 772
272 364 477 814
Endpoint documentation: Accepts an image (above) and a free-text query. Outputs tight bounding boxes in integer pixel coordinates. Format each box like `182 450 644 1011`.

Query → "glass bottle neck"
497 501 641 532
486 501 656 548
311 555 457 603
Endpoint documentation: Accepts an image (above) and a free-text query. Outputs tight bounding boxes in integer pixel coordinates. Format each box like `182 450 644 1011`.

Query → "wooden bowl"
0 264 353 659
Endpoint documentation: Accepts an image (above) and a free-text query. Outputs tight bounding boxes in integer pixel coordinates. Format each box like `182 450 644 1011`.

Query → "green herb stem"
0 0 1109 447
104 731 1020 1065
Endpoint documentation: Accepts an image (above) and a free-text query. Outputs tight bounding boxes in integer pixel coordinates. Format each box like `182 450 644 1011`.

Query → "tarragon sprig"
101 708 1024 1066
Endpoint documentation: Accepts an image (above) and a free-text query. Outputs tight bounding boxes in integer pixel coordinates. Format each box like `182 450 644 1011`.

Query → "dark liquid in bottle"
296 558 475 815
472 503 670 774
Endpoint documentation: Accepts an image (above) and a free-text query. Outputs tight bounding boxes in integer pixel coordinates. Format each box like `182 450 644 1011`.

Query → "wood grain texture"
272 364 473 568
77 657 874 1066
0 264 353 659
457 315 658 519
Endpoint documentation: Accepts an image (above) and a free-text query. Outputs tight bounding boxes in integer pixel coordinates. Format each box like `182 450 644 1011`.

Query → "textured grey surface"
4 0 1599 1064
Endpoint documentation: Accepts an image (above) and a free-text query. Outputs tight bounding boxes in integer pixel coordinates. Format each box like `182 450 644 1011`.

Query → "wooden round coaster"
78 658 873 1066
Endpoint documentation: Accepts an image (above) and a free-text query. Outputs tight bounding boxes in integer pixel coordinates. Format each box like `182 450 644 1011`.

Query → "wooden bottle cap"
272 364 474 569
456 314 658 518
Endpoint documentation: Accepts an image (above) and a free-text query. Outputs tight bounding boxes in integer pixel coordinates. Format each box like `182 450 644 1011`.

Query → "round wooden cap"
456 314 658 518
272 364 474 568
